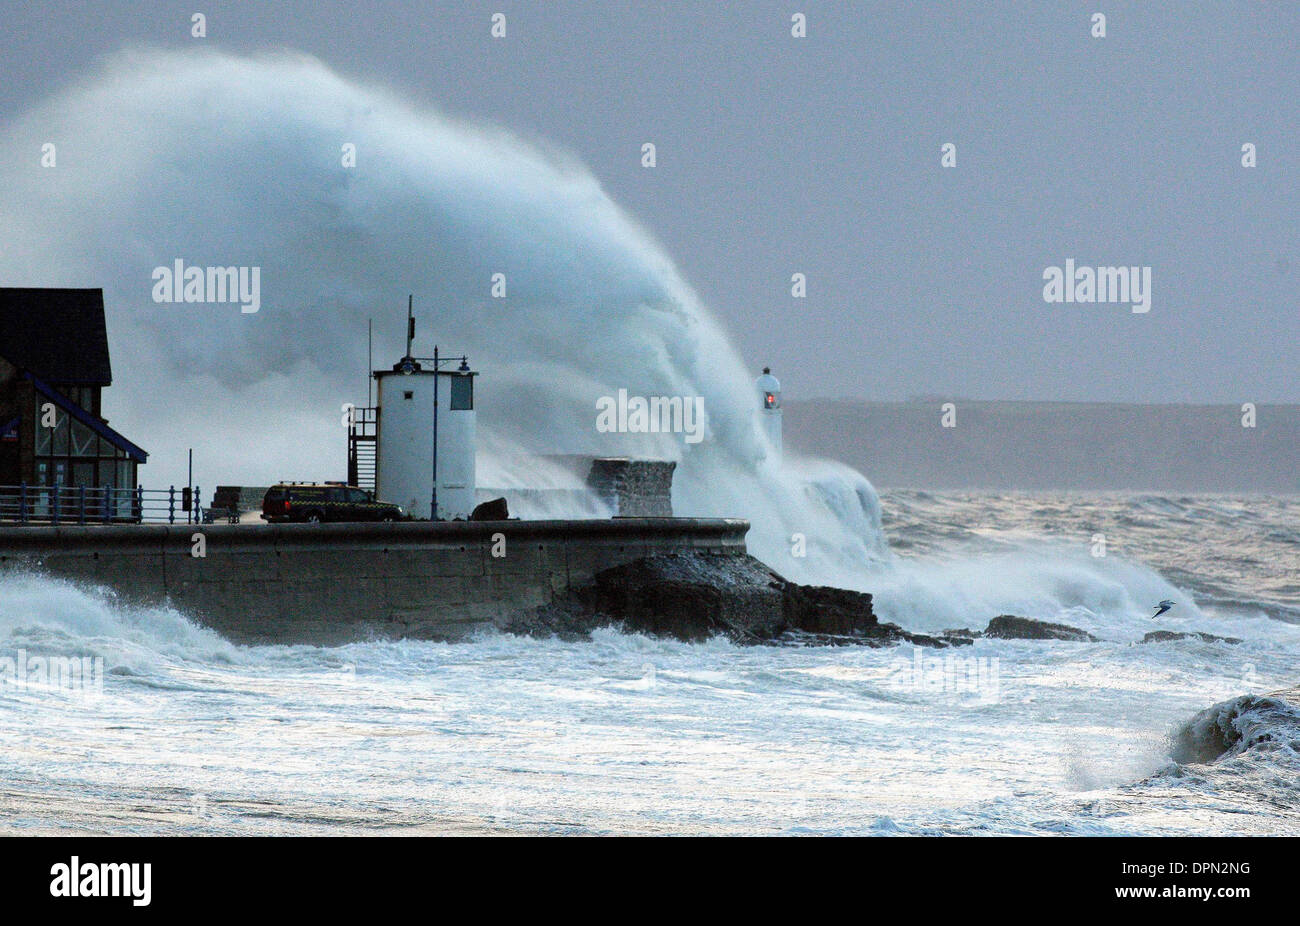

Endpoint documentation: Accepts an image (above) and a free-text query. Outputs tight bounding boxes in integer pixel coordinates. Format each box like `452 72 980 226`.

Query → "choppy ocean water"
1 491 1297 835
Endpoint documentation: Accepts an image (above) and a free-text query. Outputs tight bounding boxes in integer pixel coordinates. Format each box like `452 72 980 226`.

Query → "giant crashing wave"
0 47 886 585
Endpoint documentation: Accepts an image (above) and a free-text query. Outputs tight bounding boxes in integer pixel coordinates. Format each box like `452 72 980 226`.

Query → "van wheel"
306 512 322 523
381 513 396 522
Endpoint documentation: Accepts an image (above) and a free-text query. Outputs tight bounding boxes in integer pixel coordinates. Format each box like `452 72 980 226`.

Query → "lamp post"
431 345 439 521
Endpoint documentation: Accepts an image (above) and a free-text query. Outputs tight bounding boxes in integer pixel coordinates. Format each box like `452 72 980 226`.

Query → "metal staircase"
347 406 378 492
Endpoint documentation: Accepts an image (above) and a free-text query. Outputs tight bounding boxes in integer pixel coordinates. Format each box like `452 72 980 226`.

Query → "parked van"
260 483 404 523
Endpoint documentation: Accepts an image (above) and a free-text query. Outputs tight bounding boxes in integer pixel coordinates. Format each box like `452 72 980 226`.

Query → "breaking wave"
1170 691 1300 765
0 571 242 672
0 46 883 582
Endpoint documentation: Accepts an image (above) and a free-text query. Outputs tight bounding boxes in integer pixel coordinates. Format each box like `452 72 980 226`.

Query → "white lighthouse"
757 366 782 461
374 343 478 521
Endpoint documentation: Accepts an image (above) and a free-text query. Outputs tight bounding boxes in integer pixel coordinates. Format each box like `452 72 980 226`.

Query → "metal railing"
0 484 204 526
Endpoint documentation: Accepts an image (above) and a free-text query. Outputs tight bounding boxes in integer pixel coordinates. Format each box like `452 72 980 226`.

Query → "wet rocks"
507 551 960 647
470 497 510 521
774 582 963 647
1141 630 1242 645
939 617 1097 642
981 615 1099 642
590 552 787 641
929 618 1243 647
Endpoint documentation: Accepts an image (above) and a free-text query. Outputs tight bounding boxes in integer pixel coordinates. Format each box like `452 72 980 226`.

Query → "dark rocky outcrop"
1141 630 1243 645
589 553 786 641
470 497 509 521
982 615 1098 642
506 551 962 647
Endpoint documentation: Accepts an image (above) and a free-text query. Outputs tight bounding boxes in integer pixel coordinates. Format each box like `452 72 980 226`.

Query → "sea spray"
0 47 882 583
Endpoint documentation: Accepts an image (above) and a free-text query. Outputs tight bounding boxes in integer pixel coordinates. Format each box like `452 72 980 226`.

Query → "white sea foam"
0 490 1297 835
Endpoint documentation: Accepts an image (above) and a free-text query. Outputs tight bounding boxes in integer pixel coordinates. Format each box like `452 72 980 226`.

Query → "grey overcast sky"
2 0 1296 403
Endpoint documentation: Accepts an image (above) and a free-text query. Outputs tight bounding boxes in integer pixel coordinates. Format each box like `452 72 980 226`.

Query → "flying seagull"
1151 600 1175 619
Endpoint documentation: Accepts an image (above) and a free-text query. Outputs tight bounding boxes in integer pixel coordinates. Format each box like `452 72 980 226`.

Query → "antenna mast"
405 294 414 358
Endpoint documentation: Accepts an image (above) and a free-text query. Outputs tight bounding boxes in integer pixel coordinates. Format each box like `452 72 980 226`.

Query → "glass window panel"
72 462 94 487
53 414 69 455
71 418 96 457
450 375 473 411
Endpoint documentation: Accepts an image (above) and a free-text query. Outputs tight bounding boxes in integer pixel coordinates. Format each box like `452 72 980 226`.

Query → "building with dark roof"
0 288 147 499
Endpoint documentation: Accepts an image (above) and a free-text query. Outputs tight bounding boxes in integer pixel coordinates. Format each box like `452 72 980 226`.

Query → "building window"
53 414 69 455
30 401 138 489
71 417 96 456
450 375 473 411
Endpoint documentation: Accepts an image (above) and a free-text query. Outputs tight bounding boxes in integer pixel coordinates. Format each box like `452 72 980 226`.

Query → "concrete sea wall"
0 518 749 644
